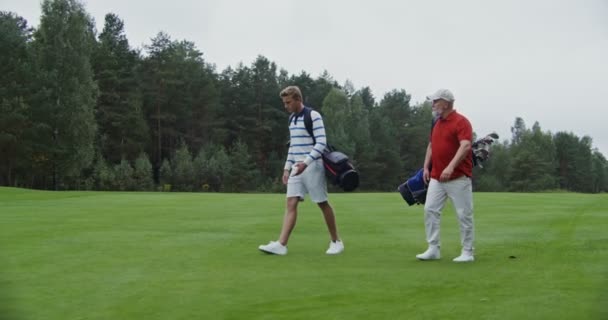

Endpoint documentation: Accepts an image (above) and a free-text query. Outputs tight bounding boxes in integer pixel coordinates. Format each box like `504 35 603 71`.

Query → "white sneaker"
453 251 474 262
258 241 287 255
326 240 344 255
416 246 441 260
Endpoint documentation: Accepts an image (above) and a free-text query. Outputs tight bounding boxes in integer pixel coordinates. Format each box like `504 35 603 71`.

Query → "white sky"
3 0 608 156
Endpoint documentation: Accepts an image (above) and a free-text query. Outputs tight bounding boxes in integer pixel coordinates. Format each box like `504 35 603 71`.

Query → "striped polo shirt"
284 108 327 170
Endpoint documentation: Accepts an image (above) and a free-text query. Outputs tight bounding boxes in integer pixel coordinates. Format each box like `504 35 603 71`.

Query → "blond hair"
280 86 303 102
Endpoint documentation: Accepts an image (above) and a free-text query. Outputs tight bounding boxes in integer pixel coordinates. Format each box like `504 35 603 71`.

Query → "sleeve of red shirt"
457 118 473 142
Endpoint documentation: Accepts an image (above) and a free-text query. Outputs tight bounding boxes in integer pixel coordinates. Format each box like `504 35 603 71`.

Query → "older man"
416 89 475 262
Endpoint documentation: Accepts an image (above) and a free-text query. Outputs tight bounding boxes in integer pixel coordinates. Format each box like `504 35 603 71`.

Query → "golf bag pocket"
322 150 359 192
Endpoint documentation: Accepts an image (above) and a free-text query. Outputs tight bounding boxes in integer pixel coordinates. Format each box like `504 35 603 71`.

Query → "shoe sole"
258 248 286 255
416 256 440 260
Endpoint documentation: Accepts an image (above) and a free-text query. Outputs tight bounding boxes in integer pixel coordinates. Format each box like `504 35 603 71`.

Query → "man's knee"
317 200 329 208
286 197 300 209
425 207 442 218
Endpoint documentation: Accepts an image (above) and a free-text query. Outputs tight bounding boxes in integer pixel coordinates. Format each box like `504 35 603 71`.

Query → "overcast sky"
4 0 608 155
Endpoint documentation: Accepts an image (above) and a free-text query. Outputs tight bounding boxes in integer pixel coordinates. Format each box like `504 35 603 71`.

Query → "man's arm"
423 142 432 183
283 143 295 170
283 138 295 184
299 111 327 175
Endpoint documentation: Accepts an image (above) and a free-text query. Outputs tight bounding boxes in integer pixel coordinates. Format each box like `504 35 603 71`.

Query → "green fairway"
0 187 606 320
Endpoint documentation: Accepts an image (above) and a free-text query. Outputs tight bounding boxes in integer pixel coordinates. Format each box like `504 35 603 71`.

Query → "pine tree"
0 12 34 186
133 153 154 191
172 142 195 191
30 0 98 189
93 13 149 164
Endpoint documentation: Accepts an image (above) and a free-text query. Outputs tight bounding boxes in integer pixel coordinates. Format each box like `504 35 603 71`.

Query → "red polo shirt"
430 110 473 180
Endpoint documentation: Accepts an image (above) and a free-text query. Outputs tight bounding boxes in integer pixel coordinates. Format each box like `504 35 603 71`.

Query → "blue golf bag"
397 168 427 206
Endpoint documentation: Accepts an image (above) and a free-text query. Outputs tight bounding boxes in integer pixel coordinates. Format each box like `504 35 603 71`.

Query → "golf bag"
398 132 499 206
288 107 360 192
397 168 427 205
322 146 359 192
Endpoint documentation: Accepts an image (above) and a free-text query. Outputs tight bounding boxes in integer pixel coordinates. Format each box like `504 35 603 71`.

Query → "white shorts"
286 159 328 203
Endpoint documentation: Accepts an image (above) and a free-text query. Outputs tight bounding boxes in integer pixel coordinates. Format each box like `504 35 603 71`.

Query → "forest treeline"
1 0 606 193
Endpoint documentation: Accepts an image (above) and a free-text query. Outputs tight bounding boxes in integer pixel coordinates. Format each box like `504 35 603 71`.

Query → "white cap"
427 89 455 102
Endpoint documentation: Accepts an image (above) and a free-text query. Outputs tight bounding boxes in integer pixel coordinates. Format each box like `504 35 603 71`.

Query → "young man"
258 86 344 255
416 88 475 262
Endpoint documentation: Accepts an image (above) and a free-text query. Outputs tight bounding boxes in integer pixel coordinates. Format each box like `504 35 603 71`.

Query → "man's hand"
440 140 470 182
440 166 454 182
282 170 290 185
423 167 431 185
283 162 308 184
293 162 307 176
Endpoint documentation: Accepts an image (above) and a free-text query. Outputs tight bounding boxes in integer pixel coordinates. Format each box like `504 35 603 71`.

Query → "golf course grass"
1 187 606 319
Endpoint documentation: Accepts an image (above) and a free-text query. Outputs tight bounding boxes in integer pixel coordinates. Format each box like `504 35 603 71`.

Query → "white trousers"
424 176 474 252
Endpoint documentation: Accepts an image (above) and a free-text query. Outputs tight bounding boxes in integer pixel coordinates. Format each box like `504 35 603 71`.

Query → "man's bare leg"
278 197 300 245
318 201 339 242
